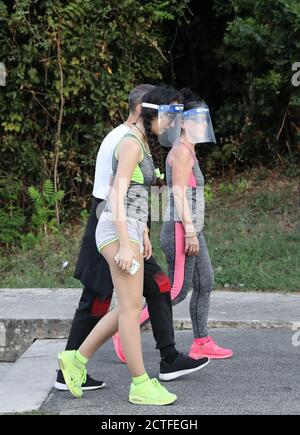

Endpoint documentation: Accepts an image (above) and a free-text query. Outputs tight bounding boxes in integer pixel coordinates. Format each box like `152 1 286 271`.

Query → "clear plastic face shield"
183 106 216 145
142 103 184 147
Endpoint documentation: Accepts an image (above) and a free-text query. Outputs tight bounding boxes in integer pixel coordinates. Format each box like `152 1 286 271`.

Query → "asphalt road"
42 329 300 415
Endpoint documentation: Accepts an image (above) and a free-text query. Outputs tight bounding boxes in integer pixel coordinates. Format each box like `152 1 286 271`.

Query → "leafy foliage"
1 0 299 249
0 178 26 247
27 179 64 234
212 0 300 169
0 0 187 246
170 0 300 173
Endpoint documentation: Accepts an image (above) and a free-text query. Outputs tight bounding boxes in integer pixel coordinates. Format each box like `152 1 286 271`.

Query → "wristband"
184 233 197 238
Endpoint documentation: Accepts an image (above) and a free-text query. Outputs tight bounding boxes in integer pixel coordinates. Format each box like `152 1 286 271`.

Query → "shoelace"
177 352 192 361
194 337 210 346
207 337 222 349
81 368 87 385
70 367 87 386
151 378 166 392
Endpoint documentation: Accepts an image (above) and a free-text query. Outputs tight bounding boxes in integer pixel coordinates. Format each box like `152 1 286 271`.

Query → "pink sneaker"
189 336 233 360
112 332 126 364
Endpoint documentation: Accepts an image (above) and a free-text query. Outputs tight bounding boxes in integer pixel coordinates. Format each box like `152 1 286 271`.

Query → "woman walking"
160 89 233 360
58 87 193 406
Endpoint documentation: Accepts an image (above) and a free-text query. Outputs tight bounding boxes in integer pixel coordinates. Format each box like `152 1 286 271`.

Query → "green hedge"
0 0 187 245
167 0 300 174
1 0 300 248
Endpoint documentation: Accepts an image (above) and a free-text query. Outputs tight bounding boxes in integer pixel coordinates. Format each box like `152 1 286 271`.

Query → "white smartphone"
114 254 141 275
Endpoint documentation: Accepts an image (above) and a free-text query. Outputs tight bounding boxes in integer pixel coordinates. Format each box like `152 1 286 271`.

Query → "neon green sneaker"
129 377 177 406
58 351 87 399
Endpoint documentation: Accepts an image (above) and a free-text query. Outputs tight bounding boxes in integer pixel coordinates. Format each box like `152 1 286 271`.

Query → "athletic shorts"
95 211 146 254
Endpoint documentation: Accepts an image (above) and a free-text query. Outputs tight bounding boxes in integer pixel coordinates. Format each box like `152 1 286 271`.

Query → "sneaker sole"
189 352 233 360
159 358 210 381
58 353 82 399
54 381 106 391
128 396 177 406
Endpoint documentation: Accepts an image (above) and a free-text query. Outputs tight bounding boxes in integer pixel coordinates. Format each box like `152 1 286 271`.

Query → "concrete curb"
173 319 296 330
0 319 71 362
2 317 296 363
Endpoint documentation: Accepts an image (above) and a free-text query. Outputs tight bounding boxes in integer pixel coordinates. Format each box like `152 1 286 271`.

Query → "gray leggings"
160 221 214 338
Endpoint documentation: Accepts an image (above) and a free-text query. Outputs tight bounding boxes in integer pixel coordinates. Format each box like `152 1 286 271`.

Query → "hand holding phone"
114 253 140 275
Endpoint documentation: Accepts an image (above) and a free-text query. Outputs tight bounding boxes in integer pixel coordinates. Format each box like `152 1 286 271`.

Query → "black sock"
160 345 178 364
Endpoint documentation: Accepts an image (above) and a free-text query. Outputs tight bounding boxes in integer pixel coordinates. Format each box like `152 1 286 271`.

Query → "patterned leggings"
160 221 214 338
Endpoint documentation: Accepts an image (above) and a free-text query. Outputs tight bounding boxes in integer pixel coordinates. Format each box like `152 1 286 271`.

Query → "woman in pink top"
160 89 233 360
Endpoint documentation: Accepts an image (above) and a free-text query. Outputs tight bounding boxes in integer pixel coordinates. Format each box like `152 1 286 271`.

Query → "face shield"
142 103 184 147
183 106 216 145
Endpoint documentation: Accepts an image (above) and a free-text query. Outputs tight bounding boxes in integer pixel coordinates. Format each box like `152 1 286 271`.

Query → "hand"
115 245 135 272
143 231 152 260
185 235 199 256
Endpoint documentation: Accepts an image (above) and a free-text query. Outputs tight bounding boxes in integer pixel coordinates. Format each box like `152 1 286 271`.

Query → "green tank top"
106 133 156 221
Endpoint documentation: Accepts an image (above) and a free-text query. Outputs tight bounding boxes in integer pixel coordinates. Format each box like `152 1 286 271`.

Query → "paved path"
0 339 65 414
1 289 299 414
41 329 300 415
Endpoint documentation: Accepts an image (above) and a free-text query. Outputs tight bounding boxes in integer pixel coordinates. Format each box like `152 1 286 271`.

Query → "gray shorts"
95 211 146 254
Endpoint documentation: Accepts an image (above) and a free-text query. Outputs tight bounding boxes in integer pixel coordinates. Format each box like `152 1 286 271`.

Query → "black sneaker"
54 370 106 391
159 353 210 381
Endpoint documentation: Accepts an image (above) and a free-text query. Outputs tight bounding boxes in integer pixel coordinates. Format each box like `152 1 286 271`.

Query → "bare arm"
172 146 196 234
109 138 142 247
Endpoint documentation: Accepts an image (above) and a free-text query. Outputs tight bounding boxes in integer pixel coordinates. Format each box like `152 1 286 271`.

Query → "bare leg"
79 306 120 358
79 241 145 378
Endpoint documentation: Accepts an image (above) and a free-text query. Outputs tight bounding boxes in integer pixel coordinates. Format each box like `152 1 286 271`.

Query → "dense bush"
171 0 300 174
0 0 187 246
1 0 299 248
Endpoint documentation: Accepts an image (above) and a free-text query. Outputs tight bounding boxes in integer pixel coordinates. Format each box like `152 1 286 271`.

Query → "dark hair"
141 86 182 173
180 87 206 111
128 84 155 113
